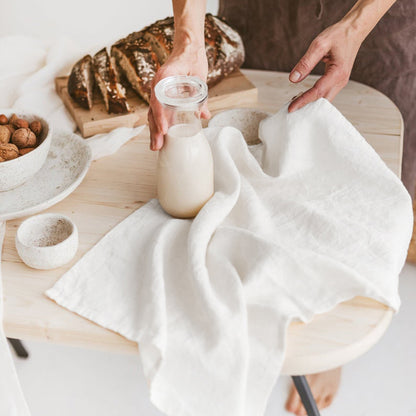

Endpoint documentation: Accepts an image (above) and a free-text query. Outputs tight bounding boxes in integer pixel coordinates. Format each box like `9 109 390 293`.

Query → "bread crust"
67 55 94 110
205 14 245 86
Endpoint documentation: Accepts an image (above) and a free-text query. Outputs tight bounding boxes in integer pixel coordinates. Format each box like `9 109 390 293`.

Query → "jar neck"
155 75 208 108
154 75 207 133
170 108 201 127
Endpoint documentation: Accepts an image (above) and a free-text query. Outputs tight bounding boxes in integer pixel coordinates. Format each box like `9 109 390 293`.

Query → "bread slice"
93 48 130 114
142 17 174 64
67 55 95 110
111 36 161 103
205 14 245 86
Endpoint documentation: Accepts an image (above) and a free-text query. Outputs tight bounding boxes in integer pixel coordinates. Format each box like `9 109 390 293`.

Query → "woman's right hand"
148 45 210 151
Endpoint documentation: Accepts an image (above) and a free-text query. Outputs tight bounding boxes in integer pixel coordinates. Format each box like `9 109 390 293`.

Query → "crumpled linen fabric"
46 99 413 416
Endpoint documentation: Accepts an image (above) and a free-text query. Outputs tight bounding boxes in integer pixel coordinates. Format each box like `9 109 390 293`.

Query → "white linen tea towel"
46 98 413 416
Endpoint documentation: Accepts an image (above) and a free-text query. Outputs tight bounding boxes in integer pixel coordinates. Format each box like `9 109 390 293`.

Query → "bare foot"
285 368 341 415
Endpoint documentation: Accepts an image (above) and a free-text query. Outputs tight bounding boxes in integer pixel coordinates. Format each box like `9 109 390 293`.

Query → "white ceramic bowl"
208 108 271 145
0 109 52 192
16 213 78 270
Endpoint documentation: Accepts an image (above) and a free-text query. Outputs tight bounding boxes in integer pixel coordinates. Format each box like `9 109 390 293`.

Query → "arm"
288 0 397 112
148 0 208 151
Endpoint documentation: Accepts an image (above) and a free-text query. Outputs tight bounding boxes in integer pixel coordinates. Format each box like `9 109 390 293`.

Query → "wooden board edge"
55 70 258 138
55 78 87 137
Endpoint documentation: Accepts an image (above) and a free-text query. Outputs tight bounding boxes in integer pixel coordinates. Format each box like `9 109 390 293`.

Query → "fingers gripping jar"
155 76 214 219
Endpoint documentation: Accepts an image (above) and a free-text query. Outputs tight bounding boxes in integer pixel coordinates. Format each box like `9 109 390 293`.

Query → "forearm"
149 0 209 150
172 0 206 52
341 0 397 41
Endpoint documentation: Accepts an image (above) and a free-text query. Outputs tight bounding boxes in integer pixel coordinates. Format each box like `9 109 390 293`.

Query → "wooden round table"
1 69 404 415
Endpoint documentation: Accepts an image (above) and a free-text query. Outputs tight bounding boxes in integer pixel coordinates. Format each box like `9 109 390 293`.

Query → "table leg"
7 338 29 359
291 375 321 416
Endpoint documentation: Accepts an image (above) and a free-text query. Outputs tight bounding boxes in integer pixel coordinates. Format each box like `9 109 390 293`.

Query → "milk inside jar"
155 76 214 219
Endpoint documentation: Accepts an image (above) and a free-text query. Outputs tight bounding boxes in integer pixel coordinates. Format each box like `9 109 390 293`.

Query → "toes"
315 398 325 411
285 387 301 413
322 394 334 408
292 397 307 416
296 405 307 416
286 378 336 415
314 394 333 411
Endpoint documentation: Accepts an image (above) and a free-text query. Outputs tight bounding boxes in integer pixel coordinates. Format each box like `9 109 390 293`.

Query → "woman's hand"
288 20 363 112
148 45 210 151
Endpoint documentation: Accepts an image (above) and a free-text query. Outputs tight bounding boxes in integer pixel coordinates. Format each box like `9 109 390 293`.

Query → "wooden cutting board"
55 70 258 138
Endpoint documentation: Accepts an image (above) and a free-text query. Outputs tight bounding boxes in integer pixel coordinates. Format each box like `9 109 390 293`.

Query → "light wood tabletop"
1 69 404 376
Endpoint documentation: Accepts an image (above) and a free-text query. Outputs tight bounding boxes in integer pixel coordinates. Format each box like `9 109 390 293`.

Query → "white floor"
12 264 416 416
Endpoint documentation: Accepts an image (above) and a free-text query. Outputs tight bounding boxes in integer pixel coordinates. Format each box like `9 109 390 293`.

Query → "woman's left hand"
288 21 363 112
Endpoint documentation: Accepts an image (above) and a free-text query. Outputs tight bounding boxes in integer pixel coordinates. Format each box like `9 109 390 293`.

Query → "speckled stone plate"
0 131 91 221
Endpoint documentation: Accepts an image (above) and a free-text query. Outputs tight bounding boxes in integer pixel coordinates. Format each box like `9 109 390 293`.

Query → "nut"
13 118 29 129
29 120 42 136
0 114 8 125
8 114 18 126
0 125 11 144
0 143 19 161
5 124 16 135
11 128 37 148
19 147 36 156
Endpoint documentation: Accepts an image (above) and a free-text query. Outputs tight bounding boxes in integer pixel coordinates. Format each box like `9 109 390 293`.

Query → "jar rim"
154 76 208 109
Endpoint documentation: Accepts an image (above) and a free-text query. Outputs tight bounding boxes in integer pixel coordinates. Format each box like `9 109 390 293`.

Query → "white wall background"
0 0 219 51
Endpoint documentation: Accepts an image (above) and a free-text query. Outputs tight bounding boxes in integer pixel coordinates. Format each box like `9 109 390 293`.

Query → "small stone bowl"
208 108 272 145
15 213 78 270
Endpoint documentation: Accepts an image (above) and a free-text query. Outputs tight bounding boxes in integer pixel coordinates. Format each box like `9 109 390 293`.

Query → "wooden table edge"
281 307 394 375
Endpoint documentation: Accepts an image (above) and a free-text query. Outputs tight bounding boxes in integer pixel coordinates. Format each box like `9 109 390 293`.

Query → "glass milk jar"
154 76 214 219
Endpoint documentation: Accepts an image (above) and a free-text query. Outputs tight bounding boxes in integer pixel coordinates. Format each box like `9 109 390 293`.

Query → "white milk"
157 124 214 218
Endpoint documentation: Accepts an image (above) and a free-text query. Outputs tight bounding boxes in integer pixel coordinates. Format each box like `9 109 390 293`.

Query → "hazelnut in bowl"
0 110 52 192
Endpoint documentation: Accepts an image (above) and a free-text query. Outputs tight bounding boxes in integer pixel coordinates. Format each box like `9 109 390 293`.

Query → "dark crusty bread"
93 48 130 114
142 17 174 64
111 14 244 103
68 14 245 109
204 14 245 86
111 36 161 103
67 55 95 110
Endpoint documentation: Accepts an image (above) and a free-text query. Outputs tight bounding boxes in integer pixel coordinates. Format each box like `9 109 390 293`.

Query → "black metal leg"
7 338 29 359
292 376 321 416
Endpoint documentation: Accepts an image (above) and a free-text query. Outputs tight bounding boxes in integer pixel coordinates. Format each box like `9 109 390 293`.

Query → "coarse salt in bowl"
15 213 78 270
